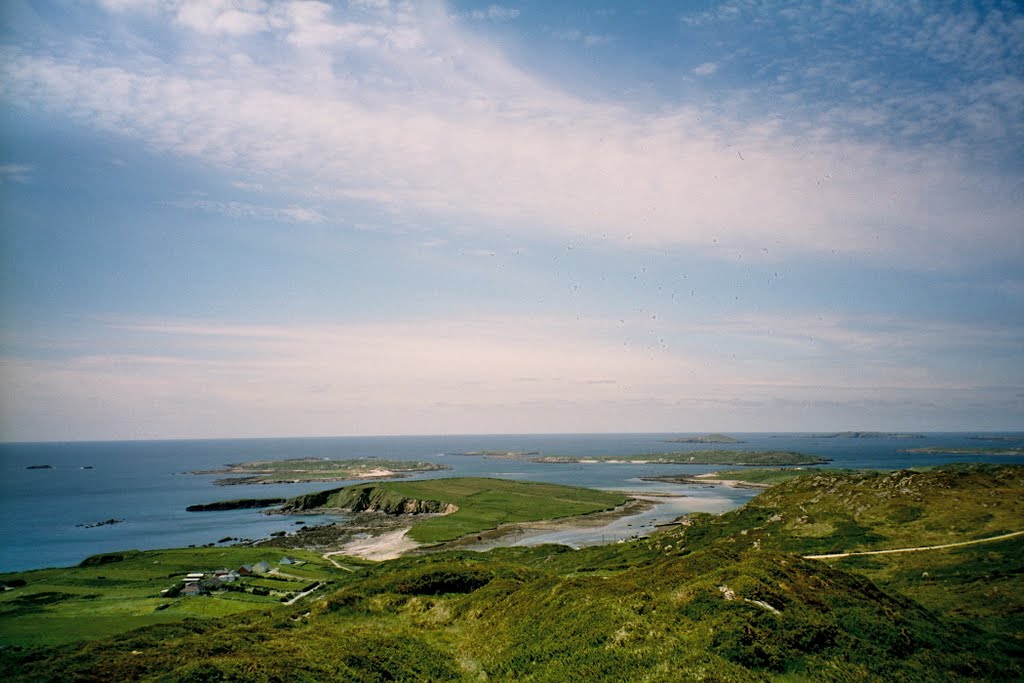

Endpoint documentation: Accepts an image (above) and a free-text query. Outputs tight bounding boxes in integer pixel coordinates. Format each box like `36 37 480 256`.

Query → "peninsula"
662 433 743 444
278 477 630 544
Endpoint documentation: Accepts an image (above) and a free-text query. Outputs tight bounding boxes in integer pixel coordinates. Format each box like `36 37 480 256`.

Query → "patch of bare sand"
327 529 421 561
691 473 772 489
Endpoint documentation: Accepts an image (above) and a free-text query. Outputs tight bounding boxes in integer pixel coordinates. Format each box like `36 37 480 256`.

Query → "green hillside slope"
2 466 1020 681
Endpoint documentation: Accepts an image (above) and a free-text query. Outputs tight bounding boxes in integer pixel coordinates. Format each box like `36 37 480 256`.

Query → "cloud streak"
1 1 1019 266
2 312 1018 440
163 198 325 223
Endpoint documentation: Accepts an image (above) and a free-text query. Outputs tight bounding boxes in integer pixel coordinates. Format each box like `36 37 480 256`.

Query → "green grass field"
0 547 353 647
284 477 630 544
390 478 629 543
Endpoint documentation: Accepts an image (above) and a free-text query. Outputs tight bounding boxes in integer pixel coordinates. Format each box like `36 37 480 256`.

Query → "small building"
252 560 271 575
278 556 296 566
238 564 253 576
213 569 238 583
181 582 203 596
185 572 206 582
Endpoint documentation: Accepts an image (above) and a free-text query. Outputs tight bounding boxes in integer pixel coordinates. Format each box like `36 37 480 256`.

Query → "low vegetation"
0 548 356 647
646 467 866 487
533 450 830 466
192 457 450 485
901 446 1024 456
281 477 630 544
2 465 1020 681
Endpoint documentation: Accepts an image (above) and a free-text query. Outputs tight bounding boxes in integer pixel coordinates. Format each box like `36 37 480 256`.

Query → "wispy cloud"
469 5 520 22
680 1 1024 160
551 28 613 46
162 198 325 223
693 62 717 76
0 0 1019 272
3 311 1018 440
0 163 33 184
1 2 1019 267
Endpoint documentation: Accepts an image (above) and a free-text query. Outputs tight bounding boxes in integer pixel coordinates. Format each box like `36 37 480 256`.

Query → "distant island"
446 450 540 458
804 432 925 439
531 450 830 466
968 435 1024 442
25 464 53 470
901 446 1024 456
662 433 743 444
192 457 450 486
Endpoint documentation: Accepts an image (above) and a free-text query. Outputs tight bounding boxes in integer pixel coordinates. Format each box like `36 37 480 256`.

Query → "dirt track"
804 529 1024 560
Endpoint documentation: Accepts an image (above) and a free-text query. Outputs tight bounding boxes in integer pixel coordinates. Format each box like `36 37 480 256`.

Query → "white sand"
360 468 396 478
328 529 421 561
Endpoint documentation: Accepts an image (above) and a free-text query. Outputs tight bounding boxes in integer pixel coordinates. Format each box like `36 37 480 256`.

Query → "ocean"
2 432 1021 573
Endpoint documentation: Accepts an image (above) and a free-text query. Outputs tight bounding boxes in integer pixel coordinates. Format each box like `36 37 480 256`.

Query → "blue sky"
1 0 1022 441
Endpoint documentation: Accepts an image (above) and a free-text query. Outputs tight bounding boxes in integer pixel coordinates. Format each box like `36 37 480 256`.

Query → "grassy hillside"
665 463 1024 556
282 477 630 543
2 465 1021 681
1 544 1014 681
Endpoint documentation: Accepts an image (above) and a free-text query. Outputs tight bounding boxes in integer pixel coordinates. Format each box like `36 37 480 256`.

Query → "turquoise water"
1 433 1021 572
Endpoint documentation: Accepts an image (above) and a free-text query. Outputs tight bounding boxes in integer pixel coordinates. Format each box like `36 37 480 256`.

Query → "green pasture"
351 477 628 543
0 547 349 647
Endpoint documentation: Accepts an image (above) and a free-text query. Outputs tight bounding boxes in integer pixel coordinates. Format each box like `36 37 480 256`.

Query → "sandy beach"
326 529 422 561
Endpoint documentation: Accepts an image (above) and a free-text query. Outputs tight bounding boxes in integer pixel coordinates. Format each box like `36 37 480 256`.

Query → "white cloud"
174 0 271 35
350 0 390 10
163 198 325 223
3 2 1020 267
0 163 33 184
583 33 612 46
96 0 168 12
470 5 519 21
693 62 717 76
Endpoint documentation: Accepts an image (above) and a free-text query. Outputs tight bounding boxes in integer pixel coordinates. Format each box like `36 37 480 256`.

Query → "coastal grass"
819 536 1024 644
398 478 629 544
901 446 1024 456
196 457 450 485
0 547 349 647
289 477 630 544
2 465 1022 680
703 467 864 485
665 464 1024 557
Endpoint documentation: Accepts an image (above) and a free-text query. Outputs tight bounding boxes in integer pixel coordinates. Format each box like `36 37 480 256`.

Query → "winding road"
804 529 1024 560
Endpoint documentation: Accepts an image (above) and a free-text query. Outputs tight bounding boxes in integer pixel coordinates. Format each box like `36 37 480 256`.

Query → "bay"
1 432 1021 573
